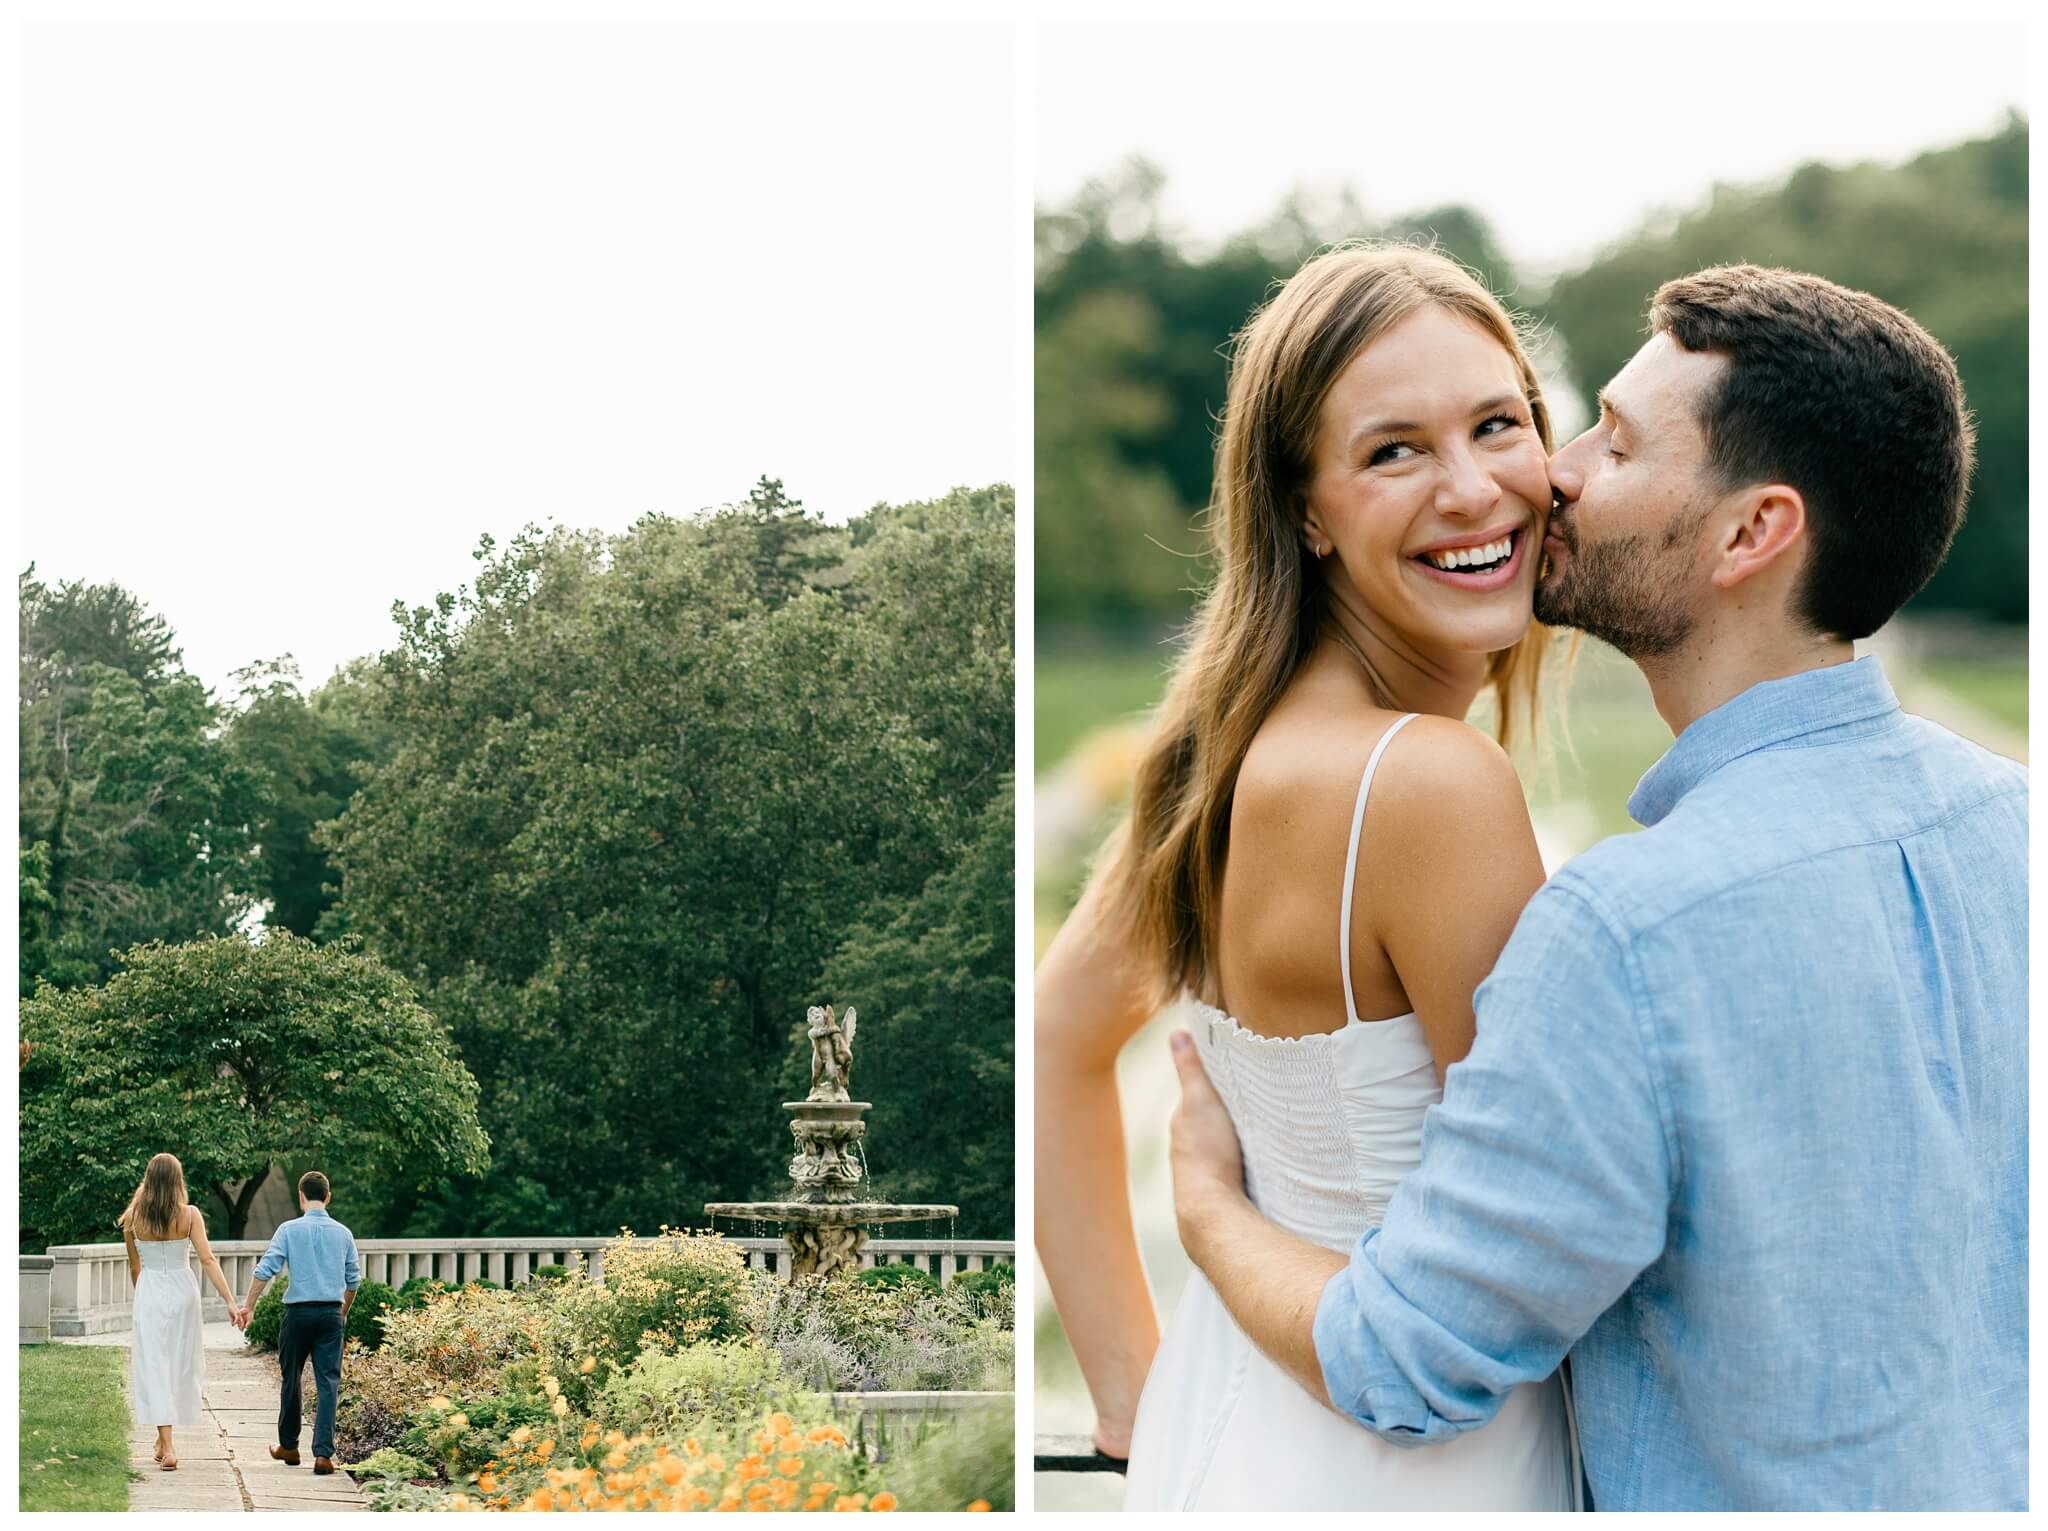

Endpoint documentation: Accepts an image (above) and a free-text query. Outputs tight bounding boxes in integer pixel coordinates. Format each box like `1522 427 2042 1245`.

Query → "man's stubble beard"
1532 501 1710 661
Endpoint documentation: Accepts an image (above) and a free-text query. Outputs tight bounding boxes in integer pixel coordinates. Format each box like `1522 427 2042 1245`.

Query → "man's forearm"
1182 1189 1347 1409
341 1289 354 1319
244 1278 268 1309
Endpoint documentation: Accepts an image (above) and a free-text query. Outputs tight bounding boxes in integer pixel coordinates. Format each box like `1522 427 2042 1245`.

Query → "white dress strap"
1339 713 1420 1026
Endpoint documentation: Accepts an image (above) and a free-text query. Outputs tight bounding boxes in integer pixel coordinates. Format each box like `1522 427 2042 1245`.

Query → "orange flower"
684 1439 703 1458
777 1455 804 1478
534 1440 556 1462
766 1412 796 1436
870 1491 898 1512
968 1500 991 1512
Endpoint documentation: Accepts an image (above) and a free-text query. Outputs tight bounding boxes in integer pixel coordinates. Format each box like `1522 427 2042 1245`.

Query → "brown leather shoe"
313 1457 335 1475
270 1445 301 1466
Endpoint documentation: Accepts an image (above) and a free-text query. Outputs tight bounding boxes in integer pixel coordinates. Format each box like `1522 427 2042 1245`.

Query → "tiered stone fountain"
705 1004 956 1279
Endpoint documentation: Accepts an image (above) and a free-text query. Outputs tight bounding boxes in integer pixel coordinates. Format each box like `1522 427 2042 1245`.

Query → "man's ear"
1710 483 1807 592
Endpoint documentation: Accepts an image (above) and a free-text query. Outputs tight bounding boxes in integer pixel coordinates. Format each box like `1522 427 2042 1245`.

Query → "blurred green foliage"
1036 118 2027 628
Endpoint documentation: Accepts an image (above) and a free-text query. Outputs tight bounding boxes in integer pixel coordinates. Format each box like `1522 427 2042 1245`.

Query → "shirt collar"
303 1205 331 1220
1628 656 1901 827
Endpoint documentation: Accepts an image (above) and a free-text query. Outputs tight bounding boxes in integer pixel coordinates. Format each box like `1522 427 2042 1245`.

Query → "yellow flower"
542 1375 560 1398
580 1355 598 1374
427 1396 452 1412
510 1425 534 1444
551 1394 570 1417
447 1413 469 1431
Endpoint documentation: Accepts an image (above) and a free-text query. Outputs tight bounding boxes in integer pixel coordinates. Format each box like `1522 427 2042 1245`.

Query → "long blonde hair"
119 1153 190 1241
1105 243 1558 1003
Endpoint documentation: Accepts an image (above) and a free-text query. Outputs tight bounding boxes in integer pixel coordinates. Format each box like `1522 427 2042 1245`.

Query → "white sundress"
1121 713 1583 1511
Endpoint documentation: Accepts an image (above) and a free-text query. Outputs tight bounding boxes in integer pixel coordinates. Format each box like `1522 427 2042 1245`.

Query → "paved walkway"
66 1322 366 1512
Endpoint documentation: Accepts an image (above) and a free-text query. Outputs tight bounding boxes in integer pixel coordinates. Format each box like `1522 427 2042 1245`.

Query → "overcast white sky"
19 16 1016 696
1036 18 2027 276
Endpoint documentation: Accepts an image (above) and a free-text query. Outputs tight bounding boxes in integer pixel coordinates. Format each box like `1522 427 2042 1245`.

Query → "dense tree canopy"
19 480 1016 1246
808 778 1014 1236
20 932 489 1246
320 485 1016 1236
19 569 263 991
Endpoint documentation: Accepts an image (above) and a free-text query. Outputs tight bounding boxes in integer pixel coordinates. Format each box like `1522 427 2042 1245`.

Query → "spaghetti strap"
1339 713 1420 1026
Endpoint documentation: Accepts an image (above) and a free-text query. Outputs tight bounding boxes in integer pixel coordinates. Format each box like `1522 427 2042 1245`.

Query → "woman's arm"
124 1224 141 1285
1034 858 1164 1459
186 1206 238 1313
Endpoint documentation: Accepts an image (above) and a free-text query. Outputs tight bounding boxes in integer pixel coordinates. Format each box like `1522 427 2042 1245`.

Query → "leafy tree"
19 570 263 990
19 932 490 1247
1541 115 2027 622
226 657 397 938
808 778 1015 1236
321 489 1014 1235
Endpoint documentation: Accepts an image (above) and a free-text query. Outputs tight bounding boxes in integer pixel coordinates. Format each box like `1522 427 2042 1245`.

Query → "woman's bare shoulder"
1239 710 1530 852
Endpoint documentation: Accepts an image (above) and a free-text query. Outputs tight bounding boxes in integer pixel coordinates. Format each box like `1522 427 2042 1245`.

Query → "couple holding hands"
121 1155 361 1474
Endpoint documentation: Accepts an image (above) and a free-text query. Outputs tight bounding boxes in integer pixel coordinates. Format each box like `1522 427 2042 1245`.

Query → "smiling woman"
1034 243 1579 1512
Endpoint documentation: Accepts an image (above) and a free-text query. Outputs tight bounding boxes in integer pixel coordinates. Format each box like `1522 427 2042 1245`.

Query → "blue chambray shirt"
252 1205 362 1304
1312 657 2027 1510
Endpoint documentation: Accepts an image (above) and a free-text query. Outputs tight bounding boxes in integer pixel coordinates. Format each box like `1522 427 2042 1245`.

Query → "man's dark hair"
299 1171 330 1203
1649 265 1975 640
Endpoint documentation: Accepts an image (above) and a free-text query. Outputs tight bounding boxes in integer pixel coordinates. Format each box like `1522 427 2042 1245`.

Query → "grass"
19 1344 133 1512
1035 641 1177 769
1918 658 2028 732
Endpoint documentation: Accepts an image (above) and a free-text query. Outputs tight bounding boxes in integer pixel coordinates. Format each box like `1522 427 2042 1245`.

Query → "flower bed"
328 1230 1012 1512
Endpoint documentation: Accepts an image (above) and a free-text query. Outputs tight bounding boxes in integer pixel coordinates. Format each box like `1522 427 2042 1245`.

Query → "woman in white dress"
1036 244 1580 1510
121 1153 239 1471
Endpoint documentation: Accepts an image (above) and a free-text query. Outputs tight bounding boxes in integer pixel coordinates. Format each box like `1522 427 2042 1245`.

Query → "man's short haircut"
299 1171 330 1203
1649 265 1975 640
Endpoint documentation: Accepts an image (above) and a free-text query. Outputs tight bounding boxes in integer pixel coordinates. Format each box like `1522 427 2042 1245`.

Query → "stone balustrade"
24 1236 1016 1339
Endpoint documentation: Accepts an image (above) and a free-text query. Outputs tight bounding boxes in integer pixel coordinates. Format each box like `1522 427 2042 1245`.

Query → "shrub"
593 1343 787 1435
529 1264 569 1285
466 1278 502 1292
344 1446 434 1480
869 1401 1015 1512
853 1263 939 1297
395 1276 449 1309
346 1280 398 1350
949 1266 1015 1325
442 1405 892 1512
335 1341 438 1462
243 1275 289 1350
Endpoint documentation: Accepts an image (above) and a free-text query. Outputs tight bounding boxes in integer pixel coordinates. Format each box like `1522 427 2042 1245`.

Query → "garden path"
65 1322 367 1512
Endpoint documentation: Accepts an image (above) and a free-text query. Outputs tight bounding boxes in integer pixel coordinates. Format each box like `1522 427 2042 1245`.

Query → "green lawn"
1919 658 2029 733
19 1344 133 1512
1035 643 1177 769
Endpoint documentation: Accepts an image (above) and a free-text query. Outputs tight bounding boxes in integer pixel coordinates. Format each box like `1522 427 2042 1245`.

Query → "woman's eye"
1476 413 1521 439
1368 441 1415 466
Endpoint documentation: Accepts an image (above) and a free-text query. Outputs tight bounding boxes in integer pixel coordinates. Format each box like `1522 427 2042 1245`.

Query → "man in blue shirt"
1168 266 2026 1509
240 1170 361 1474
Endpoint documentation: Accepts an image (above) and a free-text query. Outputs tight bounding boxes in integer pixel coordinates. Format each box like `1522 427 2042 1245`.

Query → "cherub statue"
805 1004 857 1102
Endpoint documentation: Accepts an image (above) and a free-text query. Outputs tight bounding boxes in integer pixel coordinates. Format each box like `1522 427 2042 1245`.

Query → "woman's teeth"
1423 533 1514 573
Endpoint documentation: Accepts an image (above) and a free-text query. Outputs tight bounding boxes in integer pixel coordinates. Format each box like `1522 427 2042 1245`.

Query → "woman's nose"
1435 445 1502 518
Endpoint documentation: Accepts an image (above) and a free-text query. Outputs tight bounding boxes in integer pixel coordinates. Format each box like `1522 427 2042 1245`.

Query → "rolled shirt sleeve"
251 1226 290 1284
345 1236 362 1291
1313 878 1677 1444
